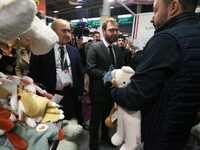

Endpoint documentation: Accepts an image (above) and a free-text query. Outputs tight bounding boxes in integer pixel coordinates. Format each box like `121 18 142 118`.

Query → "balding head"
51 19 71 45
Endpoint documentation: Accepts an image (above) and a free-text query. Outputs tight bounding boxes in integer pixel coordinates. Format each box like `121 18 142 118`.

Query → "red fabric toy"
0 107 28 150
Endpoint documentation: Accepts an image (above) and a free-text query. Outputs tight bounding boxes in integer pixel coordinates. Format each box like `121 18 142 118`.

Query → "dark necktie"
108 45 115 66
59 46 68 70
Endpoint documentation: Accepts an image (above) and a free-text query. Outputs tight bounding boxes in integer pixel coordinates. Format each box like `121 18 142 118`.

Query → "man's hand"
103 71 112 88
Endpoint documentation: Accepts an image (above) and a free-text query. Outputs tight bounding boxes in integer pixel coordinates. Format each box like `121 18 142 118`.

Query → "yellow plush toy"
17 88 64 127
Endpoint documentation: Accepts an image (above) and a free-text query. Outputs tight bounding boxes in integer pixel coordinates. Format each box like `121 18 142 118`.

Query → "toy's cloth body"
110 66 141 150
0 123 63 150
112 106 141 150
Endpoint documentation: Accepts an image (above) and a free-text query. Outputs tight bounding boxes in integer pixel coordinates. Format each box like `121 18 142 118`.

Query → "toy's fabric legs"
121 110 141 150
111 106 125 146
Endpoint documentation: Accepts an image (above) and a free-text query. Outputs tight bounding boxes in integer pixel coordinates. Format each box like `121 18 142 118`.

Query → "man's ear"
168 0 181 17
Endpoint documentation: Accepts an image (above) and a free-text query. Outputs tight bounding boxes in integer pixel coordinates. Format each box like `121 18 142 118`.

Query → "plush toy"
0 107 28 150
108 66 141 150
21 76 53 99
10 122 64 150
0 0 58 55
20 16 59 55
62 119 83 141
0 0 36 41
0 72 64 128
105 105 118 127
56 119 83 150
17 88 64 127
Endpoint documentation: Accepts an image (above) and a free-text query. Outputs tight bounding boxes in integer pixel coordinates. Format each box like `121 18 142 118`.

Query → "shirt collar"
54 43 66 50
102 38 112 48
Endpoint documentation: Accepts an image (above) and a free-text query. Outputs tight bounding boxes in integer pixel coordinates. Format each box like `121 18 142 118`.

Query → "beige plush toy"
110 66 141 150
17 88 64 127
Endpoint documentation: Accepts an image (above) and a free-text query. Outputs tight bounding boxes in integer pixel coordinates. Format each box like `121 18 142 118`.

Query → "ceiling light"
53 10 59 13
68 0 81 5
108 0 114 2
117 14 132 18
75 5 82 9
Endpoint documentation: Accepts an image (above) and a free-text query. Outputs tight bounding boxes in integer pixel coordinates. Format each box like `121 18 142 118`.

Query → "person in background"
0 40 17 75
116 34 132 67
108 0 200 149
92 31 101 43
85 31 101 56
28 19 84 127
15 37 31 77
87 18 123 150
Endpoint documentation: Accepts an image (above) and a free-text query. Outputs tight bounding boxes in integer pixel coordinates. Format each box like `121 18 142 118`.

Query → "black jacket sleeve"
111 34 181 110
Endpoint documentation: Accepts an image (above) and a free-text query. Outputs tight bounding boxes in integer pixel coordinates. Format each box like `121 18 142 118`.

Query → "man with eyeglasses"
86 17 123 150
28 19 84 127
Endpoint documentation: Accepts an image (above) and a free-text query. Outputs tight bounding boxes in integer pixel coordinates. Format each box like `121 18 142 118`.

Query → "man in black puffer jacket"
108 0 200 150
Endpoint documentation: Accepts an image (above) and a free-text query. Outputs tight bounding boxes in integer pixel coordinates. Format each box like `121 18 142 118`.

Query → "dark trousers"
56 86 83 124
89 98 113 149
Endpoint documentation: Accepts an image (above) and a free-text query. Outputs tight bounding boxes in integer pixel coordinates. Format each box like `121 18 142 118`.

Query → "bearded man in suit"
86 18 123 150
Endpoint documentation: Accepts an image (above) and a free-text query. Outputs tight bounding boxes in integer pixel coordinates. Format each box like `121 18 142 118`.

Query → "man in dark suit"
28 19 84 125
86 18 123 150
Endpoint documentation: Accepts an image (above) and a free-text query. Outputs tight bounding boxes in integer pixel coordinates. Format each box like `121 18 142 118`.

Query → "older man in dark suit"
28 19 84 125
86 18 123 150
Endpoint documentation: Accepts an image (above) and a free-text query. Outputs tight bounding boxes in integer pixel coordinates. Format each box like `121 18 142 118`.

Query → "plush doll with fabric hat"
0 107 28 150
105 66 141 150
0 0 58 55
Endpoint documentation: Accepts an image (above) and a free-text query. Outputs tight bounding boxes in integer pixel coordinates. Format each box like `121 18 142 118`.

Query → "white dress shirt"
54 43 73 90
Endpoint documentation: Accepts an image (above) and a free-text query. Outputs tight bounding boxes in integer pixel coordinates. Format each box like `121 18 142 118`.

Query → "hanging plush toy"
106 66 141 150
0 0 36 41
0 0 58 55
20 16 59 55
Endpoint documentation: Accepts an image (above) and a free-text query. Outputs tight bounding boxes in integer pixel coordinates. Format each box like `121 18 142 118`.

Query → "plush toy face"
111 66 135 88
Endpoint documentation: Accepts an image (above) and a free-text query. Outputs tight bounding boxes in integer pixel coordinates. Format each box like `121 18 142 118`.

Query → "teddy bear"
106 66 141 150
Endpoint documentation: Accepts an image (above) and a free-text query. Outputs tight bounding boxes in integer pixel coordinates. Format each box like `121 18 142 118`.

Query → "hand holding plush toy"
105 66 141 150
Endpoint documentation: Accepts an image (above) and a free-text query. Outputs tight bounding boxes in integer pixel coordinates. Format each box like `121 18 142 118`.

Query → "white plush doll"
0 0 59 55
111 66 141 150
20 16 59 55
0 0 36 41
